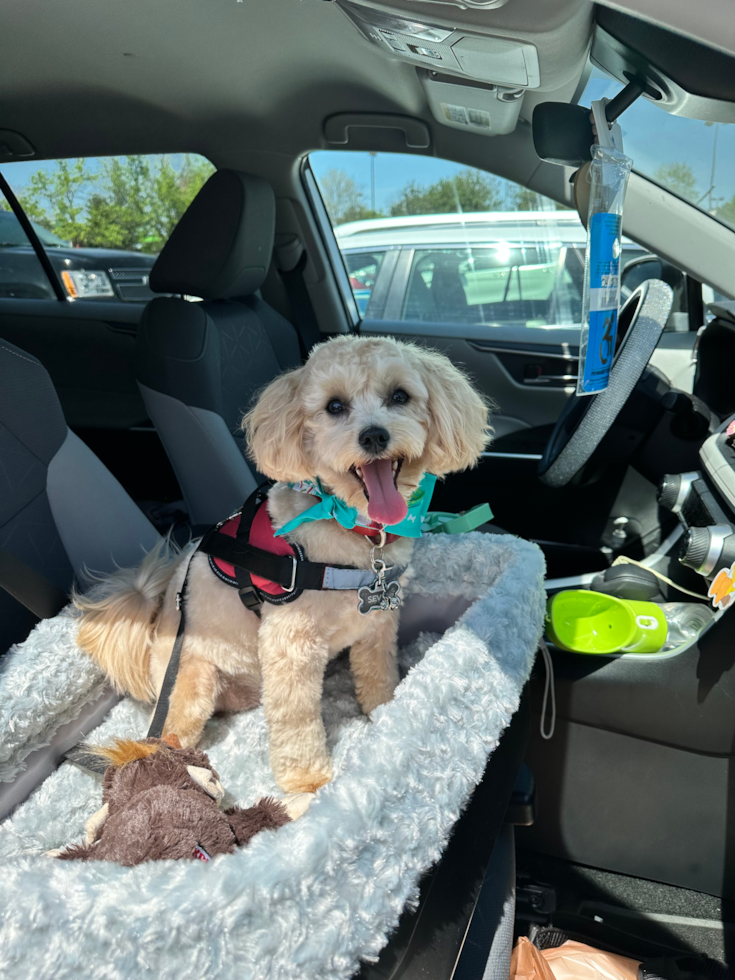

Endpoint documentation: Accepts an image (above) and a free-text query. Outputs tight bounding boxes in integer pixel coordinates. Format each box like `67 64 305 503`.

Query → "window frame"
300 157 360 329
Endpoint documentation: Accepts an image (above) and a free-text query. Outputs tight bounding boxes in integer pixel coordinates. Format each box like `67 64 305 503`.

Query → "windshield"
0 209 69 247
582 69 735 232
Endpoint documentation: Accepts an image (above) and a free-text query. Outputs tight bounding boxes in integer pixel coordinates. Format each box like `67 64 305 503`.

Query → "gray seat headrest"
150 170 276 300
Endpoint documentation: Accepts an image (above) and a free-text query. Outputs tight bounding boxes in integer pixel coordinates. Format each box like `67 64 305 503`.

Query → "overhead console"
330 0 592 136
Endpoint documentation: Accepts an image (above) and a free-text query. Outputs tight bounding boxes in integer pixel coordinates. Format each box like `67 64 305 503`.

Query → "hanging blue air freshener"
577 109 632 397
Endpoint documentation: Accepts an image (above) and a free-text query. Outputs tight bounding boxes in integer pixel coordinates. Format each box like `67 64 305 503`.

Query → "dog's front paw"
276 762 333 794
281 792 316 820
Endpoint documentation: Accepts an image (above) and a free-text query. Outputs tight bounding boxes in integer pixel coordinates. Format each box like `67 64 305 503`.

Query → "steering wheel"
538 279 674 488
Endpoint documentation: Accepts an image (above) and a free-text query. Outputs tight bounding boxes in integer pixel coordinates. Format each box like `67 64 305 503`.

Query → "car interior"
3 0 735 977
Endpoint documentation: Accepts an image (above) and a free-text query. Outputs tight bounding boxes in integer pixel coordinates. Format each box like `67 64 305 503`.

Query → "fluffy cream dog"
75 336 490 793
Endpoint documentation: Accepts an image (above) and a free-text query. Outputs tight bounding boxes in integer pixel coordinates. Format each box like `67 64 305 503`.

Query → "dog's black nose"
359 425 390 455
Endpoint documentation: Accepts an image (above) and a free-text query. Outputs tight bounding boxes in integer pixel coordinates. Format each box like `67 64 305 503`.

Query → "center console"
660 415 735 580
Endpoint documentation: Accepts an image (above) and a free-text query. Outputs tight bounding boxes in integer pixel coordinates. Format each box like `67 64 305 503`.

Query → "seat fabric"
136 170 303 525
0 341 159 654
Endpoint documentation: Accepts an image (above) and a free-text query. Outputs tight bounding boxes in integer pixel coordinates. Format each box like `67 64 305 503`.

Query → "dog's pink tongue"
361 459 408 526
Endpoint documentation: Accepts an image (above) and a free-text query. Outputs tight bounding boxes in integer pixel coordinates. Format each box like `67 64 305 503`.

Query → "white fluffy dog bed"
0 532 545 980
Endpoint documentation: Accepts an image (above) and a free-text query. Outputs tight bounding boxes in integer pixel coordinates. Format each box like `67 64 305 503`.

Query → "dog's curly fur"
74 336 491 793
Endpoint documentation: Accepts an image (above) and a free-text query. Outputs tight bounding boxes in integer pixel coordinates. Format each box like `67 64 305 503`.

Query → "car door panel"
0 298 146 429
520 605 735 899
362 321 576 438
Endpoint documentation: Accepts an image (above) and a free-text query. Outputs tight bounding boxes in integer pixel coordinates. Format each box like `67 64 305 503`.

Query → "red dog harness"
198 484 404 613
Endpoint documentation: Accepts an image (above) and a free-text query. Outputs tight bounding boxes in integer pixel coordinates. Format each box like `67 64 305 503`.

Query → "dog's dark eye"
391 389 409 405
326 398 346 415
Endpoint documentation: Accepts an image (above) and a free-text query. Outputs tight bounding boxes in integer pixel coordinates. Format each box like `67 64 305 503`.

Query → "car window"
0 154 214 302
402 243 582 327
343 250 386 316
581 68 735 236
311 151 595 332
309 152 710 334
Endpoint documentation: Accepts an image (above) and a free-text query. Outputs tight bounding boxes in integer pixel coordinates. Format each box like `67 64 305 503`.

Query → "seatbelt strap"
279 250 323 357
0 547 68 620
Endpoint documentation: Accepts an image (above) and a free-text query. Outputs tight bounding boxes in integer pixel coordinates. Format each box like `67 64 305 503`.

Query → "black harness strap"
198 530 354 592
235 483 272 612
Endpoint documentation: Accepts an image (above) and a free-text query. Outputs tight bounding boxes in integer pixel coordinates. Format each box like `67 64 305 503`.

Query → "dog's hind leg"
159 657 219 748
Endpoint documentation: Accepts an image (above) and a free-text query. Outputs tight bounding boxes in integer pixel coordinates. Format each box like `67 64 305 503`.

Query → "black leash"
67 549 196 770
146 551 195 739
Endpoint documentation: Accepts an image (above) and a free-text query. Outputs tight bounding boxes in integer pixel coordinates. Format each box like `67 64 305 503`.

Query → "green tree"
390 168 502 216
142 155 215 253
654 162 698 202
13 154 215 252
513 186 541 211
318 168 382 225
20 158 97 245
85 155 152 250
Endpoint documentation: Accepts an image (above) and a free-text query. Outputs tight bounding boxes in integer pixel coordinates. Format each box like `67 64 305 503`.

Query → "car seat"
135 170 303 526
431 252 471 323
0 339 159 655
0 337 538 980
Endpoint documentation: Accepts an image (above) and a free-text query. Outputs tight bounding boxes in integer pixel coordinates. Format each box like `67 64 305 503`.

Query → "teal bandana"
275 472 437 539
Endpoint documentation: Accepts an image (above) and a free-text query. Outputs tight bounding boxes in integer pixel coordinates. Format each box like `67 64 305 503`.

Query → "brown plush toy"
55 734 312 866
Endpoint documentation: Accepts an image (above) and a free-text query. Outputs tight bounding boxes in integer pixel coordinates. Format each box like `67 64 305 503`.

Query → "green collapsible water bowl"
545 589 668 654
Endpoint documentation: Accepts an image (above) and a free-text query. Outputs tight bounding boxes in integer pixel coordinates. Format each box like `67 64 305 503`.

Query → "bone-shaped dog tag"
358 580 401 615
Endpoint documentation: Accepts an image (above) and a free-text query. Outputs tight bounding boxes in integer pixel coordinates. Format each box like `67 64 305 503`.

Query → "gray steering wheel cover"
540 279 674 488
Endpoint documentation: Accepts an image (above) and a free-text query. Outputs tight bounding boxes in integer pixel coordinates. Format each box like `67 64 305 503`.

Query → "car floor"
516 848 735 972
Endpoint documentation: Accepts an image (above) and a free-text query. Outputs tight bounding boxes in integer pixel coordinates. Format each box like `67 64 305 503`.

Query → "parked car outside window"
334 211 647 329
310 152 655 333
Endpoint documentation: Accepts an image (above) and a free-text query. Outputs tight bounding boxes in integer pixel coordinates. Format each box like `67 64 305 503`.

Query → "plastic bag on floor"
511 938 557 980
512 937 640 979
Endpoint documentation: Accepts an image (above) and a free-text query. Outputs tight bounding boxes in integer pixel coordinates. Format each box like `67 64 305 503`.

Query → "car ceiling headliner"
1 0 591 176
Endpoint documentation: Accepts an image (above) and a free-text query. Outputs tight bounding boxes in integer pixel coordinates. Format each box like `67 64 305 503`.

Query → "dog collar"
275 473 437 540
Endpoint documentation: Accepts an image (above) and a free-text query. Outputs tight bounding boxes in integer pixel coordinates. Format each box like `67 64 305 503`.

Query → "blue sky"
584 71 735 210
2 70 732 216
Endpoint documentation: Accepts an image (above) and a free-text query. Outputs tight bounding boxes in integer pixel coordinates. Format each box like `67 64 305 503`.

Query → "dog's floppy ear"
413 347 492 475
242 367 311 482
